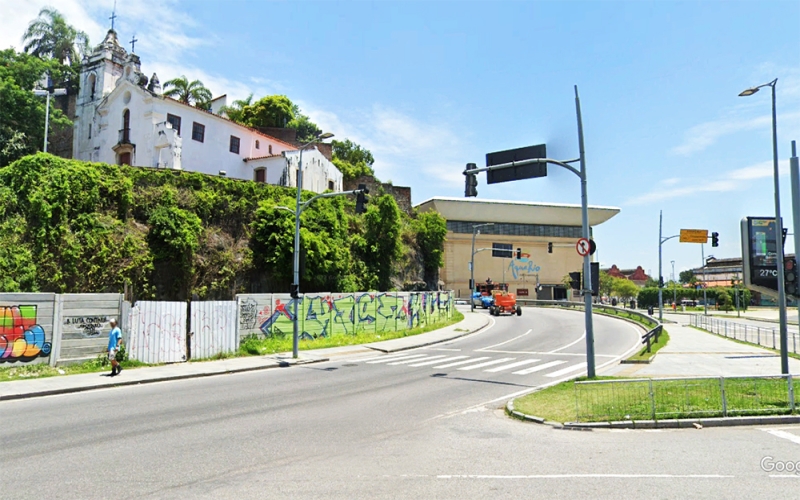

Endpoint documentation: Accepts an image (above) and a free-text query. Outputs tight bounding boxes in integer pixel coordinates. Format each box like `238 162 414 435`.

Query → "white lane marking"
484 359 540 373
762 429 800 446
434 357 491 369
478 329 532 351
356 352 427 363
366 354 429 364
409 356 469 367
457 358 516 371
436 474 734 479
480 350 616 358
388 355 448 366
547 330 587 354
545 362 588 378
513 360 566 375
430 348 462 352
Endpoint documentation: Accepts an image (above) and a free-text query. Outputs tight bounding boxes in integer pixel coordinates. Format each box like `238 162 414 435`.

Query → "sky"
3 0 799 280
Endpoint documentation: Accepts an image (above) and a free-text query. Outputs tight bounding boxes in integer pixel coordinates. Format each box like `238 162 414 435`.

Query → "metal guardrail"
574 374 798 422
642 324 663 353
690 314 799 354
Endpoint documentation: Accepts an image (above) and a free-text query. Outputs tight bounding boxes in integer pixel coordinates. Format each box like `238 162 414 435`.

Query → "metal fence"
574 375 798 422
690 315 799 354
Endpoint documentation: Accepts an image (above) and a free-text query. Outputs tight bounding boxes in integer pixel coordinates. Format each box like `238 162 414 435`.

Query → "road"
2 307 799 499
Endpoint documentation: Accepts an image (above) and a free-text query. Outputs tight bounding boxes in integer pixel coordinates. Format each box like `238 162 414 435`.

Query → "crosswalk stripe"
408 356 469 367
357 352 425 363
513 360 567 375
484 359 540 373
434 357 491 369
388 355 448 366
366 354 429 364
458 358 516 371
545 362 587 378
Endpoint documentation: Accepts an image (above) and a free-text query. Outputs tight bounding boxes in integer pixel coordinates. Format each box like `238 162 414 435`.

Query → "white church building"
72 30 343 193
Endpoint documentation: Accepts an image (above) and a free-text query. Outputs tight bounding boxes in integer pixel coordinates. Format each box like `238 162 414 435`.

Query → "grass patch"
0 354 148 382
513 375 799 423
626 329 671 361
238 309 465 356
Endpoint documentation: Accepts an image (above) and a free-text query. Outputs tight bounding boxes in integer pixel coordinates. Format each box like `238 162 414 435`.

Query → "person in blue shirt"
107 318 123 376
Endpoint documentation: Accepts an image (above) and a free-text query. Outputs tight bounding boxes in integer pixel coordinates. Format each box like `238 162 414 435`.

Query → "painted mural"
0 305 52 363
507 252 542 280
251 291 453 341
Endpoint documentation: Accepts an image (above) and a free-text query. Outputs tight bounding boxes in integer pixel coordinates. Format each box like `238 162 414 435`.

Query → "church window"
230 136 240 154
88 74 96 100
255 168 266 183
255 140 260 149
88 124 92 139
167 114 182 135
192 122 205 143
328 180 334 191
269 145 273 154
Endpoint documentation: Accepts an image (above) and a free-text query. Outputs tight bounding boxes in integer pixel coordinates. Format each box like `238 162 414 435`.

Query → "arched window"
269 144 273 154
88 73 96 100
255 140 260 149
121 109 130 143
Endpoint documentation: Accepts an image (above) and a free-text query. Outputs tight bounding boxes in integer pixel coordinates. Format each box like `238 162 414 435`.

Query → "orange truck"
489 289 522 316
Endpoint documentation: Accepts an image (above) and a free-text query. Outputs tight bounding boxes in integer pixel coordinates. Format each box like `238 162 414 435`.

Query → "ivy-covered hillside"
0 154 447 300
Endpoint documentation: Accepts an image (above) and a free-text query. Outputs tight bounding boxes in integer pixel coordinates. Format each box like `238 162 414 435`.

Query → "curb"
620 353 657 364
0 357 328 402
505 399 800 430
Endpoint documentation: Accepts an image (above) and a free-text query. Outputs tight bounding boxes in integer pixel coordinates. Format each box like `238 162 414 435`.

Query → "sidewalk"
0 309 491 401
603 321 800 378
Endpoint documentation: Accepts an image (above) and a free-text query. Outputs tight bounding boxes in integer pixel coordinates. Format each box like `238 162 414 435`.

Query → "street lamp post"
470 223 494 312
291 132 334 358
33 86 67 153
740 78 789 374
658 210 679 321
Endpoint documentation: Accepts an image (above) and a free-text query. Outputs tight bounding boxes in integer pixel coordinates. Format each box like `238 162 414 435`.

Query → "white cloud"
625 159 790 205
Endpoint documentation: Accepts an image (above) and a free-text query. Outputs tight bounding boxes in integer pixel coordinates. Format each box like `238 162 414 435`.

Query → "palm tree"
217 93 253 123
162 76 213 109
22 8 89 66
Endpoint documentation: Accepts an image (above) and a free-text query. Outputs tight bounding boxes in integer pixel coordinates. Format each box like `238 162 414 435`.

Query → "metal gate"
189 301 237 359
127 301 187 363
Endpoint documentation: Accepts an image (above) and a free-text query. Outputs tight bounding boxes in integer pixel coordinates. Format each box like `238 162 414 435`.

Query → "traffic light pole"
657 210 679 322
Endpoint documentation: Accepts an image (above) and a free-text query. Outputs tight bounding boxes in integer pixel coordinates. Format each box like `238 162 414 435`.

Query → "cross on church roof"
110 0 118 31
130 35 138 53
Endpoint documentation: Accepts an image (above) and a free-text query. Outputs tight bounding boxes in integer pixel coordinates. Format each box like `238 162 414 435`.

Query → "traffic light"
516 247 521 259
784 258 798 296
290 283 299 299
548 242 553 253
590 262 599 296
465 163 478 197
658 276 665 288
711 232 719 247
569 272 581 290
355 184 369 214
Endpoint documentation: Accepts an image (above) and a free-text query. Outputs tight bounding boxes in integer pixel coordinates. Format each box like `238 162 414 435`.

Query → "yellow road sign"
680 229 709 243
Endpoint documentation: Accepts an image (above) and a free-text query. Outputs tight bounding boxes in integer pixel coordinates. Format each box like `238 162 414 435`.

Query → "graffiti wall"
57 294 124 363
237 291 453 341
127 301 188 364
0 293 56 366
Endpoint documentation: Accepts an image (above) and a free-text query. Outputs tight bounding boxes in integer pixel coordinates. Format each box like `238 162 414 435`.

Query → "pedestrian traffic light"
784 258 798 296
711 232 719 247
355 184 369 214
516 247 521 259
290 283 299 299
569 272 581 290
548 242 553 253
658 276 665 288
465 163 478 197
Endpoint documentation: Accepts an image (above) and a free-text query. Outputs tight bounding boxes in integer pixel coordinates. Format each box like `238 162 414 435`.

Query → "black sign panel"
486 144 547 184
745 217 779 292
492 243 513 258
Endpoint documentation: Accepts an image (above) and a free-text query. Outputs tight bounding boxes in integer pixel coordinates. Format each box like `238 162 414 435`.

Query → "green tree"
0 49 71 166
162 75 213 109
332 139 375 180
22 7 88 66
355 195 403 290
612 279 640 302
412 211 447 289
598 271 615 298
240 95 296 128
287 114 323 143
217 93 253 123
679 269 697 285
